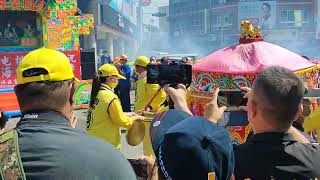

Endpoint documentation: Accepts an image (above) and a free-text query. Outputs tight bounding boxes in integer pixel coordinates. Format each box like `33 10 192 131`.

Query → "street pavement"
1 90 144 158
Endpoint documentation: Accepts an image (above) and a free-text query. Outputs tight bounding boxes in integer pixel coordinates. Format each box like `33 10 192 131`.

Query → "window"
303 10 309 22
211 14 233 28
213 0 235 4
280 10 309 27
281 10 295 22
174 22 180 30
192 19 201 26
174 22 186 32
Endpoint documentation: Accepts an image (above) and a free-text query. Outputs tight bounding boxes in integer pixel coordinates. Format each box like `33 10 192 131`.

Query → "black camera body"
147 63 192 87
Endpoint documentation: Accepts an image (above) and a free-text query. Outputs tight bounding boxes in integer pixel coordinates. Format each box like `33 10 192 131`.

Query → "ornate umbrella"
189 21 319 144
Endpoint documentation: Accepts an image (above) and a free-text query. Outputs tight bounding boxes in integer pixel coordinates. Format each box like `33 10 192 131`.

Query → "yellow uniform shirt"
134 73 166 157
87 84 133 149
134 75 166 113
303 107 320 142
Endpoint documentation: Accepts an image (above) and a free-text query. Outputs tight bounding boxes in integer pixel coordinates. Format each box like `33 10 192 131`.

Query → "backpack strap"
0 130 26 180
100 85 118 116
107 98 117 116
144 87 162 110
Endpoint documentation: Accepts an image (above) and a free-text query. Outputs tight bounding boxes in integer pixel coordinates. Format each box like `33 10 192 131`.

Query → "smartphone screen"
218 91 247 109
147 64 192 86
218 111 249 126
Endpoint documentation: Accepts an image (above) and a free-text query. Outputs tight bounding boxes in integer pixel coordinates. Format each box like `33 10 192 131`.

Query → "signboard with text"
239 1 276 30
0 50 81 89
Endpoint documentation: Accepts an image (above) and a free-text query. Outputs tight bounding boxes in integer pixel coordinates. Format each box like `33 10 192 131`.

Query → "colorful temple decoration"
304 99 320 142
189 21 319 144
302 63 320 142
73 80 92 109
0 0 94 51
0 0 94 117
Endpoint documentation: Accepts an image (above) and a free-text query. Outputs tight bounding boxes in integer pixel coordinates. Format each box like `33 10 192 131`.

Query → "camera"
146 63 192 86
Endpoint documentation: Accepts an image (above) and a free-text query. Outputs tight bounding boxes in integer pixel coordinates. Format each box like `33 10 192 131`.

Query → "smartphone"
147 64 192 86
304 88 320 100
218 111 249 126
218 91 247 110
127 159 148 178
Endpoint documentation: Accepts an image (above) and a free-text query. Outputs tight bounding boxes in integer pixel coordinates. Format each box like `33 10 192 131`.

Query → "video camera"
146 61 192 109
146 62 192 87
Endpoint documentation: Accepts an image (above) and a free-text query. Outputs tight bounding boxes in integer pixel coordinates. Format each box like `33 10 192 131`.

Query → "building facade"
78 0 138 60
158 5 170 32
140 5 171 56
169 0 318 57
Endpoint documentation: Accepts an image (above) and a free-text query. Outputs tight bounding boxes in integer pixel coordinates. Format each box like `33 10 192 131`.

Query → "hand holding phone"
204 88 227 124
217 91 248 111
163 84 192 114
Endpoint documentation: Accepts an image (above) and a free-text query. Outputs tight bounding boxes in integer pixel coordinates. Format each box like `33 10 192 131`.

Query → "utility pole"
204 8 207 34
136 0 143 53
220 24 224 47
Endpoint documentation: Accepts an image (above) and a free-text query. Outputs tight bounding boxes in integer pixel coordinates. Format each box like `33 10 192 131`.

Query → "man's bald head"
252 66 305 129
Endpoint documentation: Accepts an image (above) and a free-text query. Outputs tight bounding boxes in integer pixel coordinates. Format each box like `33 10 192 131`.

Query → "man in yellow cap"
134 56 166 113
0 48 137 180
133 56 166 156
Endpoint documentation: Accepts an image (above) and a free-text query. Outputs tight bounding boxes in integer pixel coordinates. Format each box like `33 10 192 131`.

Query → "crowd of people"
0 48 319 180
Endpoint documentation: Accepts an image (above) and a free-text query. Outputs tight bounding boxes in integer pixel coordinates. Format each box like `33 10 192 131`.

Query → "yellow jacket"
134 73 166 113
87 84 133 149
303 107 320 142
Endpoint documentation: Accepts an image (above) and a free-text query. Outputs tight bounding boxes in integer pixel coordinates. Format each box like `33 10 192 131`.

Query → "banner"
239 1 276 30
0 80 91 113
0 50 81 89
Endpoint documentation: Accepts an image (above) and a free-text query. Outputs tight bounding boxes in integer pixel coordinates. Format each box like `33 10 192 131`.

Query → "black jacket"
234 132 320 180
15 111 136 180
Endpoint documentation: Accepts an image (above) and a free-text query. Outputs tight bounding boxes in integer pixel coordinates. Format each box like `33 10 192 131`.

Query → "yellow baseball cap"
134 56 149 67
16 48 79 85
98 64 126 79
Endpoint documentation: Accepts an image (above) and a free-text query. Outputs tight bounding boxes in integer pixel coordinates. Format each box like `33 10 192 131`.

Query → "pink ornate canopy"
190 22 319 145
193 41 315 74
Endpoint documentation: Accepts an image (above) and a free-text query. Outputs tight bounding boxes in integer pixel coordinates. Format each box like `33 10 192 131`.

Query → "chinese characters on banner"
0 50 81 89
